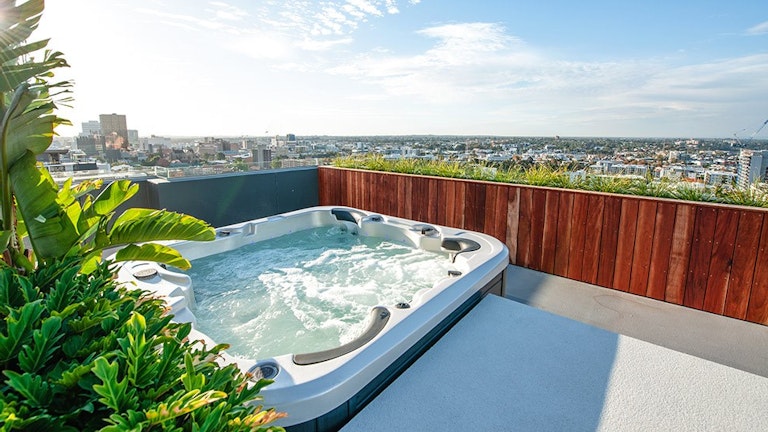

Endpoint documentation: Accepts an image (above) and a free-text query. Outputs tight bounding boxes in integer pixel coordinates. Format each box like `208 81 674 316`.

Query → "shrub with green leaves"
1 2 283 430
333 155 768 208
0 258 285 431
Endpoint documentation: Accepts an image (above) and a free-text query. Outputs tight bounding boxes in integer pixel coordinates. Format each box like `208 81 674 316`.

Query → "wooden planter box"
319 166 768 325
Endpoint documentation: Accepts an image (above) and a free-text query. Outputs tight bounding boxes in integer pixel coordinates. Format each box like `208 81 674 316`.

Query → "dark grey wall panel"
118 177 155 212
276 167 322 215
133 167 318 227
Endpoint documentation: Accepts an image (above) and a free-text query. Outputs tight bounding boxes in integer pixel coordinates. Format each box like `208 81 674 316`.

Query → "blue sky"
37 0 768 138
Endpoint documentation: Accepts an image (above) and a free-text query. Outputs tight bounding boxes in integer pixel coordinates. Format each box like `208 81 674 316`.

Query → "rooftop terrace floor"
504 265 768 378
342 265 768 431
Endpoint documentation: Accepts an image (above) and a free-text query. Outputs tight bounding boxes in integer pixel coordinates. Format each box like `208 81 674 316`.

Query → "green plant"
641 178 676 199
1 3 283 431
49 176 216 274
1 0 72 268
0 258 285 431
576 175 635 194
1 0 214 273
332 155 768 208
521 165 572 188
716 184 768 208
668 183 715 203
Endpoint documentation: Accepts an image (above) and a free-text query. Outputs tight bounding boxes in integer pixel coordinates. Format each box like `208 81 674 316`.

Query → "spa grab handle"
441 238 481 263
332 208 365 225
293 306 391 365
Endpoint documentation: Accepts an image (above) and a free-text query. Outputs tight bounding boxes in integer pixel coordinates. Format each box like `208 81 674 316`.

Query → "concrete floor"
504 265 768 378
343 275 768 431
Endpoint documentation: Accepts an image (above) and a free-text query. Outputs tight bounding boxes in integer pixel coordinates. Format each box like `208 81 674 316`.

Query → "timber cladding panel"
318 167 768 325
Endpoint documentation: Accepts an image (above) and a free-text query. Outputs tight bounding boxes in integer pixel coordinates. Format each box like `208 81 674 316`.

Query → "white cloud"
628 54 768 105
417 23 526 65
208 2 249 21
328 22 768 135
328 22 540 101
228 32 296 60
314 6 358 35
341 4 368 21
154 19 199 32
384 0 400 14
345 0 383 18
746 20 768 35
38 1 768 137
418 23 514 50
138 1 422 62
296 0 414 35
136 7 234 32
296 37 354 51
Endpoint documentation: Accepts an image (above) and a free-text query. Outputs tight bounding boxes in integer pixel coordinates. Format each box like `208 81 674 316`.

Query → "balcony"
128 166 768 430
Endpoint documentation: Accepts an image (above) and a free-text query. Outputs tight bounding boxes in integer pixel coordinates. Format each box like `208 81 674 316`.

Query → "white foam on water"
187 227 454 360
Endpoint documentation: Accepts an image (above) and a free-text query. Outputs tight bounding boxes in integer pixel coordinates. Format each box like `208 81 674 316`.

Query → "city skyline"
37 1 768 139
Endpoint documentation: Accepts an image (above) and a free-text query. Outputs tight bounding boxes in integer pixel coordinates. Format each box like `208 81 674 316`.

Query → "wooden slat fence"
318 166 768 325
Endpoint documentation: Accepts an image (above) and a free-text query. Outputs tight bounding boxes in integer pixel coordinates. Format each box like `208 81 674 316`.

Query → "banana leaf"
106 209 215 248
9 153 78 259
113 243 192 270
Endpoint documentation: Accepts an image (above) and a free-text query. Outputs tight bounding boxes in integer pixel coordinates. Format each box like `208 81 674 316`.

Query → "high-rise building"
143 135 172 151
220 139 235 152
99 113 129 148
75 134 106 157
128 130 139 147
241 139 255 150
252 144 272 169
737 149 768 189
81 120 101 136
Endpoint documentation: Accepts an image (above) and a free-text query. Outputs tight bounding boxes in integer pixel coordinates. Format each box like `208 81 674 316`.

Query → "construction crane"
733 118 768 146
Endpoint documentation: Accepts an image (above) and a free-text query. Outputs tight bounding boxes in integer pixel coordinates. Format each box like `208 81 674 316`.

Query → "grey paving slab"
342 295 768 432
504 265 768 377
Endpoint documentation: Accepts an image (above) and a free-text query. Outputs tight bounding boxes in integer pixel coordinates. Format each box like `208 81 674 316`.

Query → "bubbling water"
187 226 453 360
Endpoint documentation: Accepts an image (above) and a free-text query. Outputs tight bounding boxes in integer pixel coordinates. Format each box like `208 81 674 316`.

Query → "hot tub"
116 206 508 431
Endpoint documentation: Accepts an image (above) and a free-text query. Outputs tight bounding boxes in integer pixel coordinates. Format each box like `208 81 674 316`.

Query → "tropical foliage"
333 155 768 208
0 0 215 273
0 258 285 431
1 0 71 267
1 2 284 430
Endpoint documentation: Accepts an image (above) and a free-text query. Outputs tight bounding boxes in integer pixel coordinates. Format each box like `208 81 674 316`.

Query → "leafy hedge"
333 155 768 208
0 258 284 431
